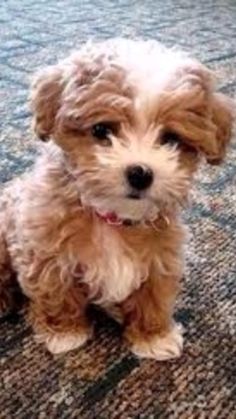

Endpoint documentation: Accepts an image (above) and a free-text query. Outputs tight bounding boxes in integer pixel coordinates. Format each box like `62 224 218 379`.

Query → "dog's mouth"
127 188 148 200
127 191 142 200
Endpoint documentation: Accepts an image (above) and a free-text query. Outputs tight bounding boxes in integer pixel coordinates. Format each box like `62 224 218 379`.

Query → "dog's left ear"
30 65 64 141
206 92 234 164
193 66 234 164
172 62 234 164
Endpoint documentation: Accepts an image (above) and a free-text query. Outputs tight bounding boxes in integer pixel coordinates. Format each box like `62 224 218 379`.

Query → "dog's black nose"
126 165 153 190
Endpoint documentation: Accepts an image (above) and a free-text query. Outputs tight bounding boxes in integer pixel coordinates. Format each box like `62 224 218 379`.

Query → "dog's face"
31 40 233 220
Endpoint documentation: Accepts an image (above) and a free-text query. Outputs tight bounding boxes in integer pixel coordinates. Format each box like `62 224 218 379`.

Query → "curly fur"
0 39 233 357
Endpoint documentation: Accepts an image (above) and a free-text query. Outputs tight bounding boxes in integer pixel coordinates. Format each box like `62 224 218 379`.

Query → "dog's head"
30 39 233 221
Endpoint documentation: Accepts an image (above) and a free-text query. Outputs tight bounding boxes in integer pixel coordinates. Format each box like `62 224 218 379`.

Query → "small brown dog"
0 39 233 359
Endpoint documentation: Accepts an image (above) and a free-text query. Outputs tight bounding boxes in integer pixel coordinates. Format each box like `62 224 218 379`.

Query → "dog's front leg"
122 272 183 360
25 260 92 354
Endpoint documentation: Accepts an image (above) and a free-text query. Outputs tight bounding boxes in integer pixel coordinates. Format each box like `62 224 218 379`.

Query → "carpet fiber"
0 1 235 418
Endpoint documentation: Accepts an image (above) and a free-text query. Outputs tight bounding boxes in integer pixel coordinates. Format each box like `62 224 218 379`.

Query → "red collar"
95 210 139 227
94 210 171 230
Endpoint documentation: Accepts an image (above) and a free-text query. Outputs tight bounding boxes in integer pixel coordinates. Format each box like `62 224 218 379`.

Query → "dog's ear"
176 62 234 164
206 92 234 164
30 65 64 141
165 61 233 164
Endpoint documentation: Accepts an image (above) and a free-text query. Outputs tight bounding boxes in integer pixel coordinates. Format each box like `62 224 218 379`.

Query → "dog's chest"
83 223 147 305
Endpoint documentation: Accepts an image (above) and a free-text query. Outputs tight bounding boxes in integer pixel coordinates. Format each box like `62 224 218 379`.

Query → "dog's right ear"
30 66 63 141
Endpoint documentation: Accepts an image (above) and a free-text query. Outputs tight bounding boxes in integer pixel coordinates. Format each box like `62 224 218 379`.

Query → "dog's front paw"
130 323 184 361
38 330 90 354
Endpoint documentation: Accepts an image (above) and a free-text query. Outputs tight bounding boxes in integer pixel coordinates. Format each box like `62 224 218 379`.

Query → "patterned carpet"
0 0 236 418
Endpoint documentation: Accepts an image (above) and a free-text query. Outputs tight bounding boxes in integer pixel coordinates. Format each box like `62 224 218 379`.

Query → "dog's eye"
160 130 182 147
160 129 196 154
91 123 113 145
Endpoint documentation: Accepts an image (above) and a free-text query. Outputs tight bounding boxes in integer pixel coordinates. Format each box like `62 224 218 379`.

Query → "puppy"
0 39 233 359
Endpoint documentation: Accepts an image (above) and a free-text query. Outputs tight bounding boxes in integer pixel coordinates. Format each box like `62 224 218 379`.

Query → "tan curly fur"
0 39 233 357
